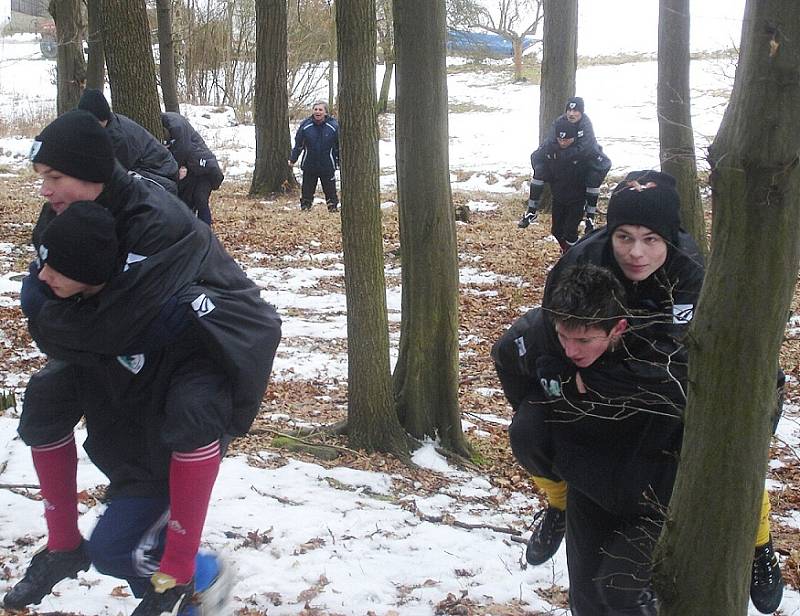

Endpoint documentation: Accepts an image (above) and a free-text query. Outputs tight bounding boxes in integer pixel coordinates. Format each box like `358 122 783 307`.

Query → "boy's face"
611 224 668 282
38 264 96 299
555 320 625 368
34 163 103 215
565 108 582 123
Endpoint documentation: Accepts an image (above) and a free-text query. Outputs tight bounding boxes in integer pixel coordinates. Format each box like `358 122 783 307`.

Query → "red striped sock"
31 434 81 551
158 441 221 584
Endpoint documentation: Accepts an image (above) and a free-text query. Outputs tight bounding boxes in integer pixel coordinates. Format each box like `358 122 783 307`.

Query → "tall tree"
537 0 576 211
250 0 298 196
376 0 394 114
657 0 706 256
84 0 105 90
653 2 800 613
335 0 408 455
538 0 576 142
49 0 86 115
156 0 179 112
99 0 163 137
392 0 470 458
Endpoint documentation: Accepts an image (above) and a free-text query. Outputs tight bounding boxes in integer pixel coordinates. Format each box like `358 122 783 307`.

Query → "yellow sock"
755 489 771 547
532 476 567 510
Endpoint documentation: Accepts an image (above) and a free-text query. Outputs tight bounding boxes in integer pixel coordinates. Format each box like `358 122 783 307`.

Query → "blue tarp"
447 29 538 57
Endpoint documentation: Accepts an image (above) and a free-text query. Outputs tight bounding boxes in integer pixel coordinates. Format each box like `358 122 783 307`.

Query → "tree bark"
250 0 298 196
49 0 86 115
657 0 707 256
99 0 163 138
392 0 470 458
538 0 577 211
653 2 800 613
156 0 179 112
336 0 409 456
84 0 105 90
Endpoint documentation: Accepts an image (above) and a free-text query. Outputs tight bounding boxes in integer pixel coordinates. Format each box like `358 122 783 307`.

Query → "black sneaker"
300 202 312 211
3 539 91 609
751 537 784 614
132 572 195 616
327 203 339 213
525 507 566 565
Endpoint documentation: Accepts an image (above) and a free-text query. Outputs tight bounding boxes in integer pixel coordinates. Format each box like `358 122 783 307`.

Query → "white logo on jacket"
192 293 216 318
117 354 145 374
673 304 694 323
123 253 147 272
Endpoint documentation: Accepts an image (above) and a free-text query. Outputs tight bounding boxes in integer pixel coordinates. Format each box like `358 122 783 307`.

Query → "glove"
584 201 597 235
518 200 539 228
20 262 53 321
536 355 573 399
545 149 559 161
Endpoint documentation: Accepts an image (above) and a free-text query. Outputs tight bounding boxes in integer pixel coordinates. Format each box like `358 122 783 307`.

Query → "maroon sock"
158 441 220 584
31 434 81 551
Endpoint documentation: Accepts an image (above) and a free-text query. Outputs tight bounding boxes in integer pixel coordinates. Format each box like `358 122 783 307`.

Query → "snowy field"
1 4 799 613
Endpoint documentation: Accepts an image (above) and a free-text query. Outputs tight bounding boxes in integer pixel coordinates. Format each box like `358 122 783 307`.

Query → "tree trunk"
49 0 86 115
392 0 470 458
84 0 105 90
657 0 707 256
377 59 393 113
156 0 179 112
100 0 163 138
653 2 800 613
538 0 577 212
512 36 523 82
250 0 298 196
335 0 409 456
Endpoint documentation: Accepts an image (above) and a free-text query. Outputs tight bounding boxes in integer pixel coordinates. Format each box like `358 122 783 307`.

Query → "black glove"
123 295 191 355
536 355 573 399
20 261 53 321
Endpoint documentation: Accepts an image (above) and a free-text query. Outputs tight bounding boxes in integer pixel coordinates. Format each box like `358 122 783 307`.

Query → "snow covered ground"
1 11 799 614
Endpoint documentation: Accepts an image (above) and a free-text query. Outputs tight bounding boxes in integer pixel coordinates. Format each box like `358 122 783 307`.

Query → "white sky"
0 13 798 614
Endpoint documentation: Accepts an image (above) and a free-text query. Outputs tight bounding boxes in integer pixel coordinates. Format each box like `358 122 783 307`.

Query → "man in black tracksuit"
289 101 340 212
78 89 179 195
512 262 686 614
519 116 611 252
4 110 282 616
161 111 225 226
519 96 610 245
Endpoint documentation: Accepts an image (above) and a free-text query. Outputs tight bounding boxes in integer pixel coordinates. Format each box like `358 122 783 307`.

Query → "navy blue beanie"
565 96 585 114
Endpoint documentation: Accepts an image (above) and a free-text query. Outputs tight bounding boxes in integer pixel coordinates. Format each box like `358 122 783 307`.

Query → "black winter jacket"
161 112 224 190
106 113 179 193
290 115 340 174
28 165 281 437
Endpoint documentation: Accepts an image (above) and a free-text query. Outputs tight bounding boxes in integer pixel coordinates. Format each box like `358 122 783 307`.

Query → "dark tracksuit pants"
509 399 661 615
178 175 214 225
301 169 338 208
566 486 661 616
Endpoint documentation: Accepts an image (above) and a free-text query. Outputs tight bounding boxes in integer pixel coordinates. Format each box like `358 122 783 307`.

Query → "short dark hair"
547 263 626 333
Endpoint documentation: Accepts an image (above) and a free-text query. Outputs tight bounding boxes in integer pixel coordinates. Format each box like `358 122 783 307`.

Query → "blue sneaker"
180 552 232 615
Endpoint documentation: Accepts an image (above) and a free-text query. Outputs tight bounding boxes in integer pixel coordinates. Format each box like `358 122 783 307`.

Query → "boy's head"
547 263 627 368
606 179 682 281
555 117 578 148
38 200 118 299
564 96 584 123
77 88 112 124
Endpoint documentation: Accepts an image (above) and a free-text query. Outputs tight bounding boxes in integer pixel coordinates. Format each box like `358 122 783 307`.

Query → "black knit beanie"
78 88 112 122
39 200 118 285
565 96 585 114
606 184 682 245
30 110 115 183
555 117 578 139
